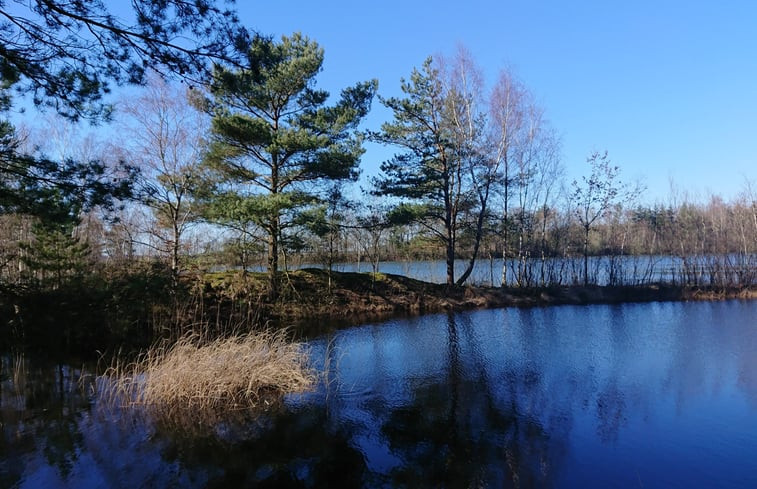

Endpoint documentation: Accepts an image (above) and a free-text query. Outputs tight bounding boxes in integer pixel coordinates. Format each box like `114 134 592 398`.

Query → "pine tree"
372 57 483 286
20 222 91 289
201 33 376 298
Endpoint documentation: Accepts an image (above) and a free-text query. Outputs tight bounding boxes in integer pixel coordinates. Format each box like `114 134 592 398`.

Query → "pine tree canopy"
0 0 249 121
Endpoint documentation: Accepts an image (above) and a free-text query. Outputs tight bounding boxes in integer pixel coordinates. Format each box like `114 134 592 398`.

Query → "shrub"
102 329 315 427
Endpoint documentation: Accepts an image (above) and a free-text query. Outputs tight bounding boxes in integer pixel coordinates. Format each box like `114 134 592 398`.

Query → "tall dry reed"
101 329 315 427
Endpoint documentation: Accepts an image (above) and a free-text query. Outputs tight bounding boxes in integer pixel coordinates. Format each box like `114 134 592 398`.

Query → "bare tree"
571 151 633 285
740 177 757 245
509 101 562 286
490 69 527 286
118 75 207 283
490 70 562 287
353 203 393 274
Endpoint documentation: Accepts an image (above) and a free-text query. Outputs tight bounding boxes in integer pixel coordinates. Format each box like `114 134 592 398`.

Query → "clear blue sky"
239 0 757 203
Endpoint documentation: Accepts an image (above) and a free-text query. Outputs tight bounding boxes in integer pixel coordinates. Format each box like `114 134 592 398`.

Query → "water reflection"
311 300 757 487
0 355 93 487
375 319 563 487
1 300 757 488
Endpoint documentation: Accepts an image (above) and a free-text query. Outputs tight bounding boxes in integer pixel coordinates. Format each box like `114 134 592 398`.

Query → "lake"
2 299 757 487
285 254 756 287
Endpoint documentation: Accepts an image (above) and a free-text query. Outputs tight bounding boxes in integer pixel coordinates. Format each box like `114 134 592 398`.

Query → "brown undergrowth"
100 329 315 429
197 269 757 333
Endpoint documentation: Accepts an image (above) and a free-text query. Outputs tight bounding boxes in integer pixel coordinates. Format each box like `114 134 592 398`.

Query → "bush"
101 329 315 427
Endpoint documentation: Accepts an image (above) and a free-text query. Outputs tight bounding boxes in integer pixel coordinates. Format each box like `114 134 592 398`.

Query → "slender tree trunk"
446 202 455 286
327 231 334 292
444 167 455 286
489 248 494 285
457 196 488 286
269 153 280 300
446 236 455 286
171 218 180 289
583 224 590 286
539 206 549 286
268 217 279 299
501 167 510 287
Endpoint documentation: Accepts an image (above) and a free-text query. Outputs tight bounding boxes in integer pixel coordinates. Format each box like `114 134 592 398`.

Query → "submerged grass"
101 329 315 428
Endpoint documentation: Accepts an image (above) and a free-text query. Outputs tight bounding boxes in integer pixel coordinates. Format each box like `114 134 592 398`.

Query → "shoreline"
4 268 753 357
202 268 757 333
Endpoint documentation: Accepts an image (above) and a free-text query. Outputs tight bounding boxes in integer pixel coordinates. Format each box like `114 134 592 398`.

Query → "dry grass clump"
102 329 315 426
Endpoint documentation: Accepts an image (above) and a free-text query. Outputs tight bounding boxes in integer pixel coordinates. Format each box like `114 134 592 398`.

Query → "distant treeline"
251 195 757 288
1 192 755 289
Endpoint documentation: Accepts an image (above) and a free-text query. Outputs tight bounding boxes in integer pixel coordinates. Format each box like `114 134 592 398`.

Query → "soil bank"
200 268 757 333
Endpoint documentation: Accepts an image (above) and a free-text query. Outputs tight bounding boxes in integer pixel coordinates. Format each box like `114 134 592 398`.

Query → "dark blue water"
2 300 757 488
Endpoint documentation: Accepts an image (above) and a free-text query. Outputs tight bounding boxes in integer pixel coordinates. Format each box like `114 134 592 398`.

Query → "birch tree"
119 76 206 283
490 70 527 286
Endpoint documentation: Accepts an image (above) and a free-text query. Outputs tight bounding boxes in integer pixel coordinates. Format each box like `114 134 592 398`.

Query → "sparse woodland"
0 2 755 356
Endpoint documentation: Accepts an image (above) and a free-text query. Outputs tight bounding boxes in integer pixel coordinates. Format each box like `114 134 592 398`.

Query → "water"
2 300 757 487
286 254 756 286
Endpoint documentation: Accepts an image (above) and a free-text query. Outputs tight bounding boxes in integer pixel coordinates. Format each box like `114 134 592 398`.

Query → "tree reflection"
0 354 91 486
2 301 756 488
595 384 626 443
375 313 567 488
153 405 368 488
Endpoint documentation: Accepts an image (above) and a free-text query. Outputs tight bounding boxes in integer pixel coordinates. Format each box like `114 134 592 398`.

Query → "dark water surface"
2 300 757 488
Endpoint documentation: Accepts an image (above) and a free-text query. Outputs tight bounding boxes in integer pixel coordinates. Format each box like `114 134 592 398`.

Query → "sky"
236 0 757 203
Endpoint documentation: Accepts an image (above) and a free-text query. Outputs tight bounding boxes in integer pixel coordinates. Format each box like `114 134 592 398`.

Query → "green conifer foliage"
20 222 91 289
372 58 463 286
202 33 377 298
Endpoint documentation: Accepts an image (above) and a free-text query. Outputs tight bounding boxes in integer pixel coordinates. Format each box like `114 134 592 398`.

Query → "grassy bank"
200 268 757 333
3 265 755 356
9 268 754 430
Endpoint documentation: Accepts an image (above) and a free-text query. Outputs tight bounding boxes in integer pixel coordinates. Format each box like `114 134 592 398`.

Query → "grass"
101 329 315 428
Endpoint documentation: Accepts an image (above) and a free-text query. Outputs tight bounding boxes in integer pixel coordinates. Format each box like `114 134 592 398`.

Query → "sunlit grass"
101 329 315 427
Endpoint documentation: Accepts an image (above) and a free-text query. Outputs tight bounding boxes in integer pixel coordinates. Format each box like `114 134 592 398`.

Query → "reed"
102 329 315 425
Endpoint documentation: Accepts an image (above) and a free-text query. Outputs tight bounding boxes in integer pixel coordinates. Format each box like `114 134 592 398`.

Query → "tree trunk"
327 231 334 292
539 206 549 286
501 168 510 287
443 167 455 286
269 151 280 300
583 224 590 286
446 238 455 286
268 216 279 300
171 219 180 290
456 199 488 286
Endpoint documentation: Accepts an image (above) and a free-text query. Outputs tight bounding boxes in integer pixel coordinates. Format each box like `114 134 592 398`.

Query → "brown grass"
101 329 315 427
